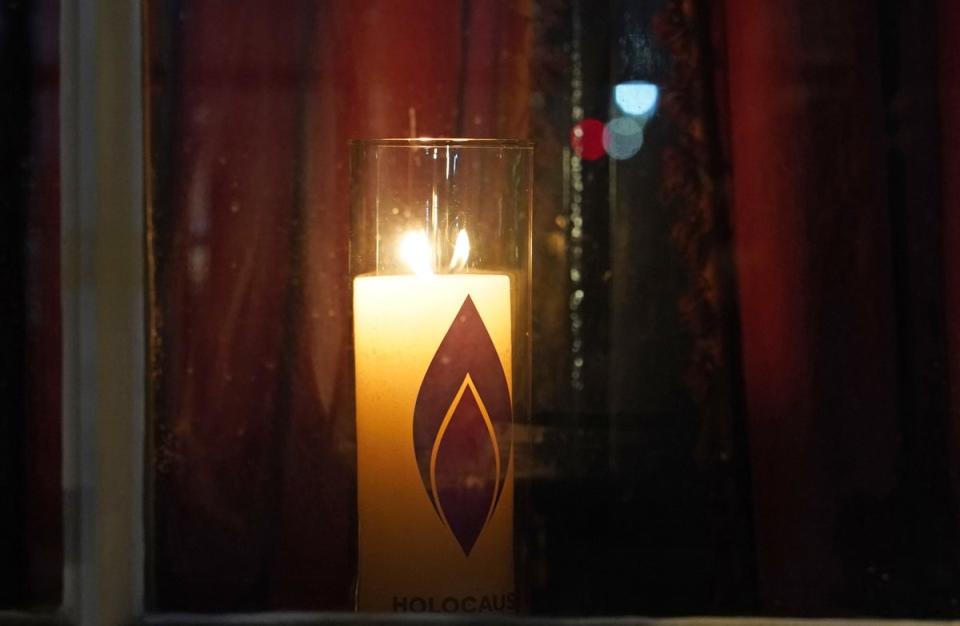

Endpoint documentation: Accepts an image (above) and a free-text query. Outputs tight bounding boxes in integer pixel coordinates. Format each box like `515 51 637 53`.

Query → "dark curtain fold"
941 0 960 549
722 0 960 616
0 0 62 609
23 0 62 604
150 0 311 608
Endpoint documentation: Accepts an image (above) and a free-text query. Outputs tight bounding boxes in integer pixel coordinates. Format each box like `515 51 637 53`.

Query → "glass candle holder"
350 139 532 613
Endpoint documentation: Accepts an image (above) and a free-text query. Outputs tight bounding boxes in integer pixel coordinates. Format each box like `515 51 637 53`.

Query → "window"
4 0 960 623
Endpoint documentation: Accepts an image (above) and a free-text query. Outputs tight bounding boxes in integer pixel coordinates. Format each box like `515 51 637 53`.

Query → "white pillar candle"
353 272 515 613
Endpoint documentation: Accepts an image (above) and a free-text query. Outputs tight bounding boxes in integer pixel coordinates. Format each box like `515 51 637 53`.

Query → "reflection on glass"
614 80 659 116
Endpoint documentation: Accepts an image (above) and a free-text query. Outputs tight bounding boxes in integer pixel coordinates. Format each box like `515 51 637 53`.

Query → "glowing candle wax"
353 233 515 613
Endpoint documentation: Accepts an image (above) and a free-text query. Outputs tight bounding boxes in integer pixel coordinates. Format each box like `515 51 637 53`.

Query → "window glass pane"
145 0 960 618
0 0 62 611
145 0 355 610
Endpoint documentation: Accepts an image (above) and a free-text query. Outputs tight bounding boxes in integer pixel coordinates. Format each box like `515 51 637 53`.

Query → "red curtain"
146 0 960 616
723 0 959 615
148 0 530 610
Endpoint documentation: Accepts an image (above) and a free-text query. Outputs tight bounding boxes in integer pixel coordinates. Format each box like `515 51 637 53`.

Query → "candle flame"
448 229 470 272
399 228 471 275
398 230 434 276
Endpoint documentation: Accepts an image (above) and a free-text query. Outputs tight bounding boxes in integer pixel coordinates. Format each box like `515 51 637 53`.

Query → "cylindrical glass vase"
350 139 532 614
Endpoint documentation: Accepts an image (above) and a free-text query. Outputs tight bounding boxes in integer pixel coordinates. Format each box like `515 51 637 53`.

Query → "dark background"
0 0 62 611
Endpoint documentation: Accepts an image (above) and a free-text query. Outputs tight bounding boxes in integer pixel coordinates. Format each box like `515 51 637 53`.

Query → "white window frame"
61 0 144 624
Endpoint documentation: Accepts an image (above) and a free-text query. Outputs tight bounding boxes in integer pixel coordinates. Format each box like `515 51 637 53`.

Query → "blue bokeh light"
614 81 659 117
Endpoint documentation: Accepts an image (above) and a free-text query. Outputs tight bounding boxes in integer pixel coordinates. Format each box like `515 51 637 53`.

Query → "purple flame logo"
413 296 512 556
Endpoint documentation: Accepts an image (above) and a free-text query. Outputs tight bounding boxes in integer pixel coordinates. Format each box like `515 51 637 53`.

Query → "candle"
349 138 531 613
353 231 515 613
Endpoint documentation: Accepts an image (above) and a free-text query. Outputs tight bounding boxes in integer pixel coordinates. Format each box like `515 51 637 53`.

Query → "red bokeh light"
570 118 605 161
